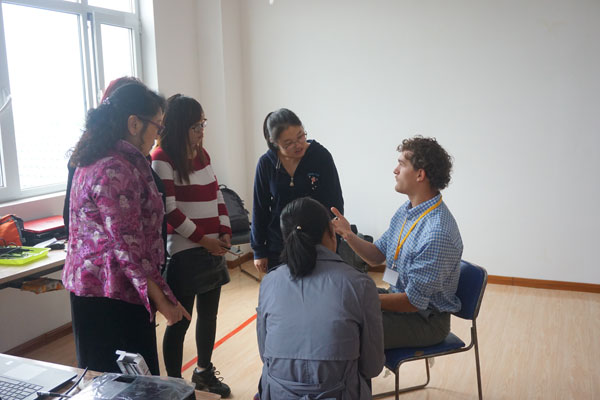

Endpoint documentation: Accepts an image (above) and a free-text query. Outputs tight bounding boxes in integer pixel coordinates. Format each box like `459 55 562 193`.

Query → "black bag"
338 224 373 273
219 185 250 234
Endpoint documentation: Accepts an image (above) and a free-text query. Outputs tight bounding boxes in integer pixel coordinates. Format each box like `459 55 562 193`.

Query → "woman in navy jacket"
251 108 344 273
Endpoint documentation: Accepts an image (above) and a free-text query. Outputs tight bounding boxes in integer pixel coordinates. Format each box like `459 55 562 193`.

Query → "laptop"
0 354 77 400
22 216 67 246
22 216 65 235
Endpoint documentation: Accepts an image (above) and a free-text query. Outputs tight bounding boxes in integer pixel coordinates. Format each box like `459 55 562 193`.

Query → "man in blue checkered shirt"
332 136 463 348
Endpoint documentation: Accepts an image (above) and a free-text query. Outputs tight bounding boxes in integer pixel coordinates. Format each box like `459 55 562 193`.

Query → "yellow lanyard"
393 196 443 260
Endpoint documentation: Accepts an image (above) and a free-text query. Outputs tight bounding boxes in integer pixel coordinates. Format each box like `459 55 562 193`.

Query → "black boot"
191 363 231 398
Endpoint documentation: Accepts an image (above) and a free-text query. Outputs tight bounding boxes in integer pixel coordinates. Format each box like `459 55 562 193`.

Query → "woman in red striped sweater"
151 94 231 397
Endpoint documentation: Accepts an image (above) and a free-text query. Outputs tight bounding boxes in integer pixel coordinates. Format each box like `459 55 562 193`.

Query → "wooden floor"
20 261 600 399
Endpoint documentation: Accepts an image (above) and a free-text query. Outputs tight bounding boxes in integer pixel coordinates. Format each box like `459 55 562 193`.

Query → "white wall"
0 271 70 352
0 194 69 352
227 0 600 283
150 0 248 193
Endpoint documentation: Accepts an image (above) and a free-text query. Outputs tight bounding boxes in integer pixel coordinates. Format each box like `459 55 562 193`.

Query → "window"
0 0 141 202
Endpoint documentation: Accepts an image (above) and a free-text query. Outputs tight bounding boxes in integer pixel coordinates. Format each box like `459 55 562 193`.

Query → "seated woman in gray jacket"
256 197 384 399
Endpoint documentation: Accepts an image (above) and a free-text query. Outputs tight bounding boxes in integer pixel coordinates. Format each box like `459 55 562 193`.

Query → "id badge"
383 267 399 286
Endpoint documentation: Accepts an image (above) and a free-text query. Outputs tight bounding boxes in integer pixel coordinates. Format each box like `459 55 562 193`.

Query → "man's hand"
331 207 353 239
254 258 268 273
331 206 386 266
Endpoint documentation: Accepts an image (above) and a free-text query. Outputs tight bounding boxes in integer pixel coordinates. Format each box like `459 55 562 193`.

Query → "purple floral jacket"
63 140 177 320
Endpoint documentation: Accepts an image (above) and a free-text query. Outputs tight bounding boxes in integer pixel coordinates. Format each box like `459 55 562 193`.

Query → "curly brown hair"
398 136 453 191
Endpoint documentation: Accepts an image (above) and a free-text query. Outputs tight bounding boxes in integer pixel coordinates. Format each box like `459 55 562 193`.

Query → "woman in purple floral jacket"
63 83 190 375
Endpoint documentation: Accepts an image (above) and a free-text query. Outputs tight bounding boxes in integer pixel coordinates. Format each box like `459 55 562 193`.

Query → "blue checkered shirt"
374 194 463 312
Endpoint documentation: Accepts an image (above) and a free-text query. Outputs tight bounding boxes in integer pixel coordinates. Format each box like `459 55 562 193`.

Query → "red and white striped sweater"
151 147 231 256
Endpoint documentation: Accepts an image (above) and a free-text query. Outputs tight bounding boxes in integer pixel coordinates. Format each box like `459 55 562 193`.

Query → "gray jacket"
257 245 384 399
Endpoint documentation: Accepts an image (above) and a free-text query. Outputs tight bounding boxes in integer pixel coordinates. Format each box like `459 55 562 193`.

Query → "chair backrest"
454 260 488 320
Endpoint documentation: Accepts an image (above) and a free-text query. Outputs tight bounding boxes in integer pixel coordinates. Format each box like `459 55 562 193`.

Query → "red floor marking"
181 313 257 373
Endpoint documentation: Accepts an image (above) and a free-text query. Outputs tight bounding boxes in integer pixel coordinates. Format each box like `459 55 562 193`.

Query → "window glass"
0 89 9 188
0 126 4 188
3 4 86 190
101 24 135 85
88 0 133 13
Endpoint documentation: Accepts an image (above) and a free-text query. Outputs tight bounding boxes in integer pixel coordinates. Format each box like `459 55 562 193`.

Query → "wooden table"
0 353 221 399
0 249 66 290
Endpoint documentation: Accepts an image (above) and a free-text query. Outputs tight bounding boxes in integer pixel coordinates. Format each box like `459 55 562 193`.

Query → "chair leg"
373 359 432 399
233 250 261 282
473 325 483 400
396 358 431 394
395 367 400 400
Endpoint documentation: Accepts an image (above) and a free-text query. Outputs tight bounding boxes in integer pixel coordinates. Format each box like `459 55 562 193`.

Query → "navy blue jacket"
251 140 344 259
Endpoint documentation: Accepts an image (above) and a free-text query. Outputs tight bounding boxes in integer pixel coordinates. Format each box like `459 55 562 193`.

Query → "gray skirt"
164 247 230 296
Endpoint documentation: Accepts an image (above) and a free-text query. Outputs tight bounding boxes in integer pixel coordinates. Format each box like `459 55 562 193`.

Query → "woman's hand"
254 258 268 273
199 236 228 256
331 207 353 239
147 279 190 326
219 233 232 249
157 300 191 326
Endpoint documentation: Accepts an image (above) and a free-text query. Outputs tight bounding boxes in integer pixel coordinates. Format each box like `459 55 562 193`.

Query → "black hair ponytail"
280 197 331 278
263 111 276 151
262 108 303 152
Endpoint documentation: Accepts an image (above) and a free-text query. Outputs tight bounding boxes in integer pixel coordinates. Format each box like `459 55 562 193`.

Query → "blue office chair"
374 260 488 400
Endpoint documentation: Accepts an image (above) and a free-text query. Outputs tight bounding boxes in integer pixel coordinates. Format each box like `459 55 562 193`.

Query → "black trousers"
162 286 222 377
69 293 160 375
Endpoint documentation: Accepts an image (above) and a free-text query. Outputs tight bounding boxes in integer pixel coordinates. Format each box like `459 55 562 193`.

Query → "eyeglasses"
280 132 307 151
191 119 208 133
137 116 165 135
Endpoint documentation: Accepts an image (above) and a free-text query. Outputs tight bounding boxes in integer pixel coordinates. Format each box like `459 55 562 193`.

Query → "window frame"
0 0 142 203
